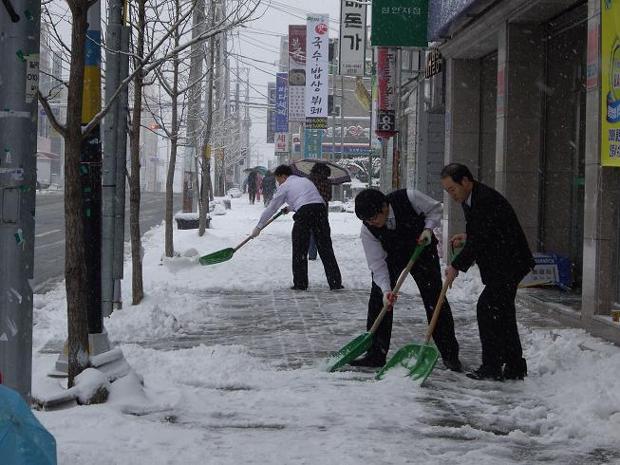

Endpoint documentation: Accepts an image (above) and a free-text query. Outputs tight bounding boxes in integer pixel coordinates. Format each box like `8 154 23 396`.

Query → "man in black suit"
351 188 461 371
441 163 534 381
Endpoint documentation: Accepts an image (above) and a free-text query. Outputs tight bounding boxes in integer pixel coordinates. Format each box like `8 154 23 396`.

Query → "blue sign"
275 73 289 133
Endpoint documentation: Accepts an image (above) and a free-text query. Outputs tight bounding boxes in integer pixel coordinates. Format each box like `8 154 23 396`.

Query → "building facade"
416 0 620 343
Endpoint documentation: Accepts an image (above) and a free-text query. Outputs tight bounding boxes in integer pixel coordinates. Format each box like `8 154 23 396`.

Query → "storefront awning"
428 0 489 41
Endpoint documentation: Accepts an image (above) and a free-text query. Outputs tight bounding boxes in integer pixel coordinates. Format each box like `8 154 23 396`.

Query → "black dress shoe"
442 358 463 372
503 358 527 380
330 285 344 290
466 365 504 381
349 353 386 368
290 285 307 291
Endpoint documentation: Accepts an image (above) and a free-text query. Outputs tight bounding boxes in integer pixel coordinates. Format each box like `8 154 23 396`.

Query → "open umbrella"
290 159 351 185
0 385 57 465
243 165 268 176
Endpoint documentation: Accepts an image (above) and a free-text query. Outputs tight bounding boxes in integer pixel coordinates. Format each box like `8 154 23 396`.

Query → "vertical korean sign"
288 25 306 123
305 13 329 131
339 0 367 76
275 72 289 154
275 73 289 132
602 0 620 167
375 47 397 139
266 82 276 143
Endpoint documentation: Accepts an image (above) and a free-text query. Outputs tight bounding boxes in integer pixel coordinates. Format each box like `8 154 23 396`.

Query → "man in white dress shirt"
250 164 343 291
351 188 461 369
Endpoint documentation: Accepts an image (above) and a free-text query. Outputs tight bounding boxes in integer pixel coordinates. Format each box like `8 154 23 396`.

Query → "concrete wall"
443 58 481 248
496 23 544 253
479 53 497 187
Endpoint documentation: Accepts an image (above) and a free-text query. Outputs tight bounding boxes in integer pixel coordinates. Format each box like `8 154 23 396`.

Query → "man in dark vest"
352 188 461 370
441 163 534 381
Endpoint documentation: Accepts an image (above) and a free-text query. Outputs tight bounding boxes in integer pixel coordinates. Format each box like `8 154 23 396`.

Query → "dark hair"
310 162 331 178
440 163 474 183
274 164 293 177
355 188 387 220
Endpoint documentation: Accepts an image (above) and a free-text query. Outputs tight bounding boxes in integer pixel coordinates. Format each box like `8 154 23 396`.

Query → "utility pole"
182 0 205 212
0 0 40 400
103 0 127 318
81 2 105 342
243 67 251 170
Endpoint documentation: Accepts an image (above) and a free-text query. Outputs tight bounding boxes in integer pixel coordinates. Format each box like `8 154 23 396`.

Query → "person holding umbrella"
351 188 461 370
441 163 534 381
250 164 343 291
307 163 332 260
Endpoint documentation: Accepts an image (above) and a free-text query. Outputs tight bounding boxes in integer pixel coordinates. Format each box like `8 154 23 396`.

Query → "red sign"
375 47 397 139
315 22 328 35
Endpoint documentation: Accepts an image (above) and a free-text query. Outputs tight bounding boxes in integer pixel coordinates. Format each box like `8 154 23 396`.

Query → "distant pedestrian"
441 163 534 381
250 164 343 291
256 174 263 203
351 188 461 370
247 171 258 204
262 171 277 206
307 163 332 260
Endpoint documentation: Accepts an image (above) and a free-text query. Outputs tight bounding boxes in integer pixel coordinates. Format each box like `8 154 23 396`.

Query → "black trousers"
291 203 342 289
248 190 256 204
476 280 523 369
367 245 459 362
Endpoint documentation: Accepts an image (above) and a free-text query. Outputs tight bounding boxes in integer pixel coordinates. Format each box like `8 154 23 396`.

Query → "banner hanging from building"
288 25 306 123
275 72 289 133
601 1 620 167
371 0 428 47
274 132 289 154
305 14 330 130
375 47 397 139
304 128 323 158
266 82 276 143
339 0 367 76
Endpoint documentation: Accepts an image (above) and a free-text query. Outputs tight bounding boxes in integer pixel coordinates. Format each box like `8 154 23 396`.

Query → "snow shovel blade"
325 332 373 372
375 343 439 383
199 247 235 265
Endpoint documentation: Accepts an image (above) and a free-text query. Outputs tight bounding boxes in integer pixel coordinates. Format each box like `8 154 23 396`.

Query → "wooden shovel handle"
234 208 287 252
424 275 450 344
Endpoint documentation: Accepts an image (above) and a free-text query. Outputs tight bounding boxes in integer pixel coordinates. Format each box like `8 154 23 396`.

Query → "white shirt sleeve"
256 183 287 229
360 224 391 294
407 189 442 230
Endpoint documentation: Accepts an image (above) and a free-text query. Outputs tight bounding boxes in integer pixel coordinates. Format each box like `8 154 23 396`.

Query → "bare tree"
38 0 263 386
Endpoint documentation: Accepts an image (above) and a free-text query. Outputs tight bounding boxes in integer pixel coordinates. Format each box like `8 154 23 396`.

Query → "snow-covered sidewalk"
32 196 620 465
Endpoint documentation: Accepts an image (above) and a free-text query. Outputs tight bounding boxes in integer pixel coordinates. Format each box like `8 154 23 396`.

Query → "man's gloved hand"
444 265 459 287
383 291 397 311
282 206 289 214
250 227 261 238
418 228 432 245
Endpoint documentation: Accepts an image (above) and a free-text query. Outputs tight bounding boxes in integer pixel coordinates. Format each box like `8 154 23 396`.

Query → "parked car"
227 187 242 198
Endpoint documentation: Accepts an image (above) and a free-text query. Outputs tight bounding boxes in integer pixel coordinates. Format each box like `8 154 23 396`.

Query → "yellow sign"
602 0 620 167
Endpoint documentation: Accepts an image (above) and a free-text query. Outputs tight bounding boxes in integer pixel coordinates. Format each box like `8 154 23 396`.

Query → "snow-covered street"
31 196 620 465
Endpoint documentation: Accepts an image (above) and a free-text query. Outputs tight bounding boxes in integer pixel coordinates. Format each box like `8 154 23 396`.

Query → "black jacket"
366 189 434 272
451 181 534 284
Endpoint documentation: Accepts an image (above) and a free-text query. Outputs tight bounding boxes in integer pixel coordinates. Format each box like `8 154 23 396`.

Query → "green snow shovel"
325 240 429 372
199 207 287 266
375 243 463 383
375 278 449 383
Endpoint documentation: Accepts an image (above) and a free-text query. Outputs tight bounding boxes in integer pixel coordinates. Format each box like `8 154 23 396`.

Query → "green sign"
371 0 428 47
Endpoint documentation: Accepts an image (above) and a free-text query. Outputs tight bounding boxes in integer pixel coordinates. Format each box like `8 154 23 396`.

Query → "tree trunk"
164 18 181 257
128 0 146 304
199 22 215 236
65 1 90 387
